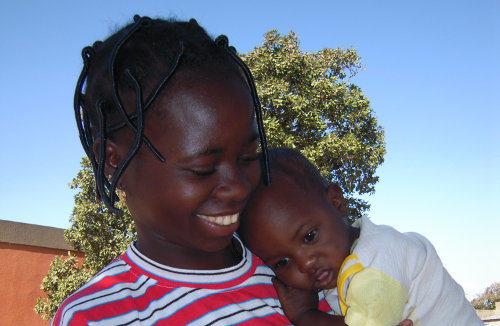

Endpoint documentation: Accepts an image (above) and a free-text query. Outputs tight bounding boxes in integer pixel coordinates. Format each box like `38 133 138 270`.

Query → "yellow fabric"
344 267 408 326
337 254 364 315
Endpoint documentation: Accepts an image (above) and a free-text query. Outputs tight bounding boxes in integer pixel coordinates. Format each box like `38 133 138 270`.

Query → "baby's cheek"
280 269 313 290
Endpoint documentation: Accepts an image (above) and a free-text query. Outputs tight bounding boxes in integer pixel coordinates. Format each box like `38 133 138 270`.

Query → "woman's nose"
213 166 253 203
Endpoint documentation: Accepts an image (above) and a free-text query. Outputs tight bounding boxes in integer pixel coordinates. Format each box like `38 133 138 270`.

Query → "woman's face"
114 72 261 268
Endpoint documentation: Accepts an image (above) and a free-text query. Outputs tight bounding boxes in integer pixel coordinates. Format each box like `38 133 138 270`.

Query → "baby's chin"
285 281 317 291
285 279 336 291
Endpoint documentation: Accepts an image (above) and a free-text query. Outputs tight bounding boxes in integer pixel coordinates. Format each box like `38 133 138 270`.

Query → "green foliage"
35 158 135 320
243 31 385 219
34 254 94 320
36 30 385 319
63 158 134 271
472 282 500 310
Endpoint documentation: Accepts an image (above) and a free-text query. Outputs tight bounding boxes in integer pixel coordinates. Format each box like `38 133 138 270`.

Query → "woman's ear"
92 139 121 176
327 183 348 215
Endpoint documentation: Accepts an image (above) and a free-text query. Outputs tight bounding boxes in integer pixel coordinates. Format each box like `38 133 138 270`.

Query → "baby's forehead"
251 178 318 224
243 149 328 226
257 169 322 203
265 150 327 193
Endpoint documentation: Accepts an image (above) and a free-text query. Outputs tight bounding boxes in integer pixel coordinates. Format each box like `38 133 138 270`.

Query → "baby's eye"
273 257 289 269
304 229 318 243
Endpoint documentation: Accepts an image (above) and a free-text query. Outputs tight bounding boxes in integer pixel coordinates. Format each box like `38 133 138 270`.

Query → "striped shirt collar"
122 235 256 289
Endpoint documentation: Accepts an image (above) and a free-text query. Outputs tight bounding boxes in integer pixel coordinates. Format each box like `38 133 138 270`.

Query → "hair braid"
74 15 270 213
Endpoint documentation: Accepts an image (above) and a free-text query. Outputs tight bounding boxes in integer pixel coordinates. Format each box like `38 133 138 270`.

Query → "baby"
239 148 482 325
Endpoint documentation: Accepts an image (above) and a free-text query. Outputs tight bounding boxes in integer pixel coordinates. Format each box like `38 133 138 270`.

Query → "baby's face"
241 181 352 290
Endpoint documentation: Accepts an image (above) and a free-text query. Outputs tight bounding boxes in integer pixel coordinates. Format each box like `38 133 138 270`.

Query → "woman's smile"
195 212 241 238
197 212 240 226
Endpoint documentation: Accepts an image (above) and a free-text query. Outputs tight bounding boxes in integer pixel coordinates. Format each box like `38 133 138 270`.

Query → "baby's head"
240 148 357 290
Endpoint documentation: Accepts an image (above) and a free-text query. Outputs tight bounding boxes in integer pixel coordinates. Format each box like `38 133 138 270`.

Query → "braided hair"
74 15 270 214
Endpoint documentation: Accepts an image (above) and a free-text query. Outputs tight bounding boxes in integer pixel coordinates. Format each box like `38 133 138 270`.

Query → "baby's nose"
296 256 317 274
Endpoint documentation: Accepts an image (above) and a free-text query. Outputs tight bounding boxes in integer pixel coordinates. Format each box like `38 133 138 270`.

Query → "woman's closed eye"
191 168 216 176
304 229 318 244
273 257 290 269
239 146 261 164
239 152 260 163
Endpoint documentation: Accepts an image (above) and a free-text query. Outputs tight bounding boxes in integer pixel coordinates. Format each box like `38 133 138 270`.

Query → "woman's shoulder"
51 256 137 326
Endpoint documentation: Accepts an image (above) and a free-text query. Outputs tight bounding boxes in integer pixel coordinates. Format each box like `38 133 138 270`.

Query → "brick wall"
0 219 83 325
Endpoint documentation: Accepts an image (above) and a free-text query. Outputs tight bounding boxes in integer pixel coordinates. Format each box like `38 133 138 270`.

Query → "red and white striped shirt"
52 237 332 325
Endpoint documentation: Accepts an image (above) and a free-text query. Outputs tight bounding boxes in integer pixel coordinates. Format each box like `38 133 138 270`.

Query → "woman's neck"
135 232 241 270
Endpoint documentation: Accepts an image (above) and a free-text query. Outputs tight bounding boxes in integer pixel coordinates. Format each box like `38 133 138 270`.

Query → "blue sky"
1 0 498 299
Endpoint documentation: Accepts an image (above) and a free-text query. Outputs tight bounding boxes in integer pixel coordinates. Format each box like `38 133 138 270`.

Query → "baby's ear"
327 183 348 215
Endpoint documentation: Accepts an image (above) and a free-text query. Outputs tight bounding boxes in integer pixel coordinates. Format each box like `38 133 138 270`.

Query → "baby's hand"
272 277 319 324
398 319 413 326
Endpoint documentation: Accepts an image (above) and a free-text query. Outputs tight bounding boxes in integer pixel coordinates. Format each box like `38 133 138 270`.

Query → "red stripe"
238 314 290 325
159 283 280 324
53 251 333 325
319 297 333 313
53 269 140 325
73 284 164 323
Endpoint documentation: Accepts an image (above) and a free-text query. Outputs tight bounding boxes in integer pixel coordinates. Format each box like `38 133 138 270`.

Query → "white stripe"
94 259 128 277
77 260 130 293
90 276 281 325
322 289 341 315
239 275 270 288
253 264 275 276
187 298 283 326
90 287 204 325
54 261 131 325
61 276 155 325
126 236 253 284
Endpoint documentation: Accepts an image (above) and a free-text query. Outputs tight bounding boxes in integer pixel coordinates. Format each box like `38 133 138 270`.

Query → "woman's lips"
196 213 240 226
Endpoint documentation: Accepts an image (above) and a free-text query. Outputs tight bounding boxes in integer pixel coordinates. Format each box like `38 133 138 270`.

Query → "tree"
244 31 385 219
472 282 500 310
35 158 135 320
35 31 385 319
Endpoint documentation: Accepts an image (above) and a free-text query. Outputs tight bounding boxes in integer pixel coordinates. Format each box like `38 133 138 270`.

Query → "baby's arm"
272 277 346 325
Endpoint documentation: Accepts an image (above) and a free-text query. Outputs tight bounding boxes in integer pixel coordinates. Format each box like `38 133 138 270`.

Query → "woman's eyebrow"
185 148 222 160
184 133 258 160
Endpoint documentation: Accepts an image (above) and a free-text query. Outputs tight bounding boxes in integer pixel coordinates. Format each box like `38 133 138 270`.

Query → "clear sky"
1 0 498 300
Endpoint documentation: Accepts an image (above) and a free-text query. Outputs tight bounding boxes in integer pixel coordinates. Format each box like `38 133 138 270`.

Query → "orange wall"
0 242 82 325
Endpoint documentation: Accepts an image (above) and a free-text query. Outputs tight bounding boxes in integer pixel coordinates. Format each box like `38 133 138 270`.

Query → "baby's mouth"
313 268 334 289
196 213 240 226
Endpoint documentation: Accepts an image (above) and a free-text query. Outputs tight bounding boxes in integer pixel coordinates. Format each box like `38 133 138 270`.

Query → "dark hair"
74 15 270 213
267 147 327 194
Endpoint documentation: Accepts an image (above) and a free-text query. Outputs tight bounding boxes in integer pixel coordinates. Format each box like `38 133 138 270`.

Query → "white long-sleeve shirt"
324 217 483 326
